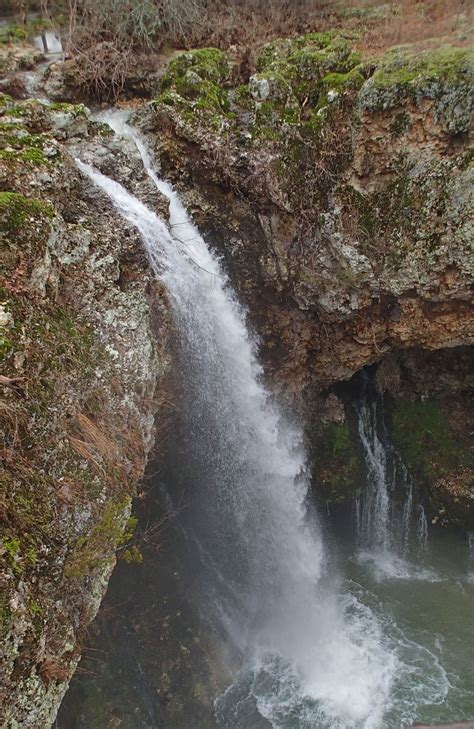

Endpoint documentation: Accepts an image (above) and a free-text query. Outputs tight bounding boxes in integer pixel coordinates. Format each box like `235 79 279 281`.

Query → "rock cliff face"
135 34 473 525
139 36 473 393
0 97 172 726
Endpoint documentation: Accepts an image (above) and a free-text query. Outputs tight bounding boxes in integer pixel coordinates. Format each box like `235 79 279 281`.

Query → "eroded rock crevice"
311 346 473 530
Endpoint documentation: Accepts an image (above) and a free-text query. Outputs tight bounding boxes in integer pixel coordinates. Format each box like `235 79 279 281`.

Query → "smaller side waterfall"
355 387 428 561
33 30 63 54
469 532 474 555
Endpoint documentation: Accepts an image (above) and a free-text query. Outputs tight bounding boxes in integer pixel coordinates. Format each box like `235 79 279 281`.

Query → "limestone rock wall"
139 36 473 393
0 97 172 727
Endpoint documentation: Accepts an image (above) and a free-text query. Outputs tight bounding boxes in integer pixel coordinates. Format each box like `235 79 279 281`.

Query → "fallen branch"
0 375 26 397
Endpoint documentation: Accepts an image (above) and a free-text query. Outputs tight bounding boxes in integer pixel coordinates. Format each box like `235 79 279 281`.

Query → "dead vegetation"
348 0 472 52
4 0 470 101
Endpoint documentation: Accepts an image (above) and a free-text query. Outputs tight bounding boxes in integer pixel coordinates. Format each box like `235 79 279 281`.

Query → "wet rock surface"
310 347 473 529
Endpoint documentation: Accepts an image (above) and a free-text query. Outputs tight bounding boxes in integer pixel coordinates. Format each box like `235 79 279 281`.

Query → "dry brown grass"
167 0 473 55
68 412 119 471
349 0 473 53
38 657 70 686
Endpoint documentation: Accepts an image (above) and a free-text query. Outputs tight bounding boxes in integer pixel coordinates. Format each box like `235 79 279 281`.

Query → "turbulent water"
74 116 474 729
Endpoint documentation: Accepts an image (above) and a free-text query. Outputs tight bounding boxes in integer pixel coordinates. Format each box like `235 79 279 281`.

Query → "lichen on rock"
0 99 172 727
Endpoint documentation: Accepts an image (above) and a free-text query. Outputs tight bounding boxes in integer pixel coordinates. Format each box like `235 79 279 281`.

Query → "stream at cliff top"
58 113 474 729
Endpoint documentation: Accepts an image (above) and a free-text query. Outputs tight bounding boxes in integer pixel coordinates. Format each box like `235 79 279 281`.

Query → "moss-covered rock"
0 104 62 171
392 398 473 528
257 31 361 79
144 27 473 400
358 46 474 134
248 31 364 142
47 102 88 117
154 48 233 131
0 125 54 165
0 37 44 76
0 97 172 727
0 191 53 235
310 411 366 504
151 32 365 150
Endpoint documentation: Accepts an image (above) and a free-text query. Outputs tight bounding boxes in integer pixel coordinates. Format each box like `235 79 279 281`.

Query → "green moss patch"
154 48 232 130
392 398 473 528
392 399 472 479
0 119 56 166
0 191 53 234
47 102 88 117
312 419 366 503
358 46 473 133
251 31 363 139
0 24 28 45
257 31 360 78
368 46 472 95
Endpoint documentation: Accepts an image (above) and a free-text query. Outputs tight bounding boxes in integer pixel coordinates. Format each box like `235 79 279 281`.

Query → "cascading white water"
75 114 401 728
356 397 393 553
417 506 429 552
33 30 63 54
355 389 431 582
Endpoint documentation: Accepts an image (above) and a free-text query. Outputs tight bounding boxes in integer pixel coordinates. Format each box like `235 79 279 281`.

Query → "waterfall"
355 385 429 577
75 115 400 729
469 532 474 557
417 505 429 552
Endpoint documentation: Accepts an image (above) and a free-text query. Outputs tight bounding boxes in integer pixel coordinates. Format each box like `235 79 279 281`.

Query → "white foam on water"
355 549 442 583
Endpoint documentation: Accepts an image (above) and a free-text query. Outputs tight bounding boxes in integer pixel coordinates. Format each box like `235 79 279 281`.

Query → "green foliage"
0 17 53 46
29 600 44 617
121 545 143 564
0 92 13 107
123 514 138 542
0 24 28 45
2 536 21 560
0 334 13 362
1 536 37 576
